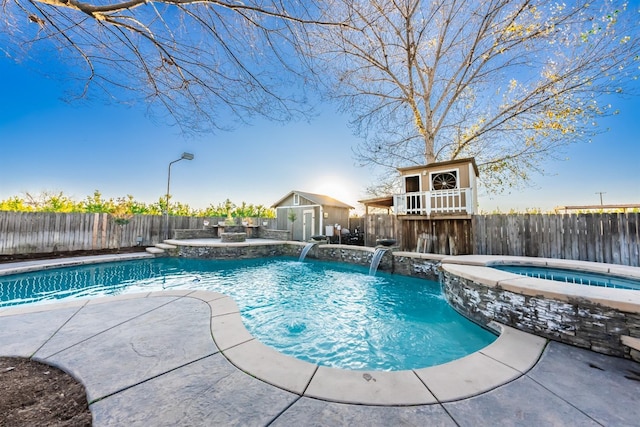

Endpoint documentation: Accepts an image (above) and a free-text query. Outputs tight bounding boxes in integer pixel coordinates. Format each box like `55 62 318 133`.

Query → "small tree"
288 209 297 240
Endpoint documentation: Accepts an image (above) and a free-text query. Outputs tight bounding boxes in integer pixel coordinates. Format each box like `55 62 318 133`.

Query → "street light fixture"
165 152 194 240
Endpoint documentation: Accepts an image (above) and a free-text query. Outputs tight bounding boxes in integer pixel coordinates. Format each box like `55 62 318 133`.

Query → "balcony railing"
393 188 473 216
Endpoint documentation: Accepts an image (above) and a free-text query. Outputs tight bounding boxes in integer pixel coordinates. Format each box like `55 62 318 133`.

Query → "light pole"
165 152 194 240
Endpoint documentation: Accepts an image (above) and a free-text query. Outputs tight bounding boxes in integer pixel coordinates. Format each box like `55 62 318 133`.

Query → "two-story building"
361 158 479 217
359 158 479 252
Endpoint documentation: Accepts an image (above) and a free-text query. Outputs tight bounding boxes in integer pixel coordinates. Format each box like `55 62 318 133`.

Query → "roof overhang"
397 157 479 177
358 196 394 209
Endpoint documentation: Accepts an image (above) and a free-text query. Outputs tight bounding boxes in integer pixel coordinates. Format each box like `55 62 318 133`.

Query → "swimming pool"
0 257 496 371
492 265 640 291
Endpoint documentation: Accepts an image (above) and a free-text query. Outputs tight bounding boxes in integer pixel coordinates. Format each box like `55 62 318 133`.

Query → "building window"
293 194 300 205
431 171 458 190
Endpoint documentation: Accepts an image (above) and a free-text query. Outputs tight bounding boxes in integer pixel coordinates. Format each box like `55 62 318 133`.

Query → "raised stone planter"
173 228 218 239
176 243 295 259
220 225 245 233
220 232 246 243
259 228 290 241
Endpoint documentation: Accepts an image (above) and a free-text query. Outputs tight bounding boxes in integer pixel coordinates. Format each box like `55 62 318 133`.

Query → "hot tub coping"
440 258 640 314
441 255 640 281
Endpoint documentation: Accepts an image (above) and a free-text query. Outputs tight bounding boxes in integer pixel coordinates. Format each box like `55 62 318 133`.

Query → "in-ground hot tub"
440 255 640 362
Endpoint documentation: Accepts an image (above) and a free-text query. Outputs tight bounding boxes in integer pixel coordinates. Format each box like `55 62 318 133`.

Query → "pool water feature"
492 265 640 291
0 257 496 371
369 247 388 275
298 242 316 262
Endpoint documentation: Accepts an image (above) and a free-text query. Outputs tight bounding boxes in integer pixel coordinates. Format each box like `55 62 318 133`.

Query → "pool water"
492 265 640 291
0 257 496 371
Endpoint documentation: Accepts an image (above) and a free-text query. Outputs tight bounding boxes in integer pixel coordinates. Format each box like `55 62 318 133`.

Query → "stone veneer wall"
220 232 246 243
391 254 442 281
172 243 298 259
173 229 218 239
442 271 640 361
311 245 378 269
309 246 441 281
171 243 442 281
258 228 291 241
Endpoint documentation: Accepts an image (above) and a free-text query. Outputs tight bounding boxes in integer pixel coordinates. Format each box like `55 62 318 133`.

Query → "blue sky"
1 44 639 214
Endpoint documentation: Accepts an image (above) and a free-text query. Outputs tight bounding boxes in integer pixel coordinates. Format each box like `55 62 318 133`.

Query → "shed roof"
397 157 479 177
271 190 354 209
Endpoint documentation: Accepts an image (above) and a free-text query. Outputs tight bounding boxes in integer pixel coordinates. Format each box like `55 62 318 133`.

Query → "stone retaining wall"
176 244 297 259
307 246 441 280
221 225 245 233
171 242 441 281
172 229 218 239
442 271 640 360
391 253 443 281
311 245 377 269
259 229 290 241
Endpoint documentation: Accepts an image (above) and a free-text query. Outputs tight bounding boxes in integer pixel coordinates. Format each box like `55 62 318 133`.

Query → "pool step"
145 247 165 255
156 243 178 250
145 243 178 256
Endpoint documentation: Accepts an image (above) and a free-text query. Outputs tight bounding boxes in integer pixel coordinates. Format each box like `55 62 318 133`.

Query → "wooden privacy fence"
2 211 639 266
408 219 474 256
362 212 639 267
473 213 639 267
364 214 401 247
0 212 276 255
0 212 186 254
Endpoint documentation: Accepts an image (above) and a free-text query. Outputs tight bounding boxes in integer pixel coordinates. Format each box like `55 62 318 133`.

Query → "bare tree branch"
1 0 341 132
302 0 640 191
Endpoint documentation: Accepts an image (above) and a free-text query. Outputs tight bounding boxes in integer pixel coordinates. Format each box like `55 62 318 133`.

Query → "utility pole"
595 192 606 206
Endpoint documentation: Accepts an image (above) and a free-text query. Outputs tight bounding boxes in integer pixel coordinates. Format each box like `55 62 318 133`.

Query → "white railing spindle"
394 188 471 215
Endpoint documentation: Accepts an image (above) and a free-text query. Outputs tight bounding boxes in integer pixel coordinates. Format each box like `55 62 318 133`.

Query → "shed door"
405 175 421 213
303 209 315 241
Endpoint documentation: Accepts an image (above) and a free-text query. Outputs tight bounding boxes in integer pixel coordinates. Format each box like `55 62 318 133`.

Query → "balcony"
393 188 474 216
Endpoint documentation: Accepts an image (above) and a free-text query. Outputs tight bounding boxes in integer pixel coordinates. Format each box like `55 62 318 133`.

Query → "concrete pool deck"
1 255 640 425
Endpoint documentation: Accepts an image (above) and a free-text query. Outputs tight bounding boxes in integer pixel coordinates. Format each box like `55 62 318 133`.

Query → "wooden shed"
271 191 354 241
360 158 479 218
358 158 480 252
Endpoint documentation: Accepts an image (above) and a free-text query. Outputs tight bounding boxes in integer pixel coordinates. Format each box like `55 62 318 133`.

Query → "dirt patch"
0 357 92 426
0 247 147 264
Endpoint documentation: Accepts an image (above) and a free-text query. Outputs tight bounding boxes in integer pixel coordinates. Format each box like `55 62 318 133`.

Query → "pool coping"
0 255 548 406
0 252 154 277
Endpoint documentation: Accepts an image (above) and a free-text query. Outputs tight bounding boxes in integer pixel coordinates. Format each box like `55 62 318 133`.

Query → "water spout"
298 242 316 262
369 248 388 276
